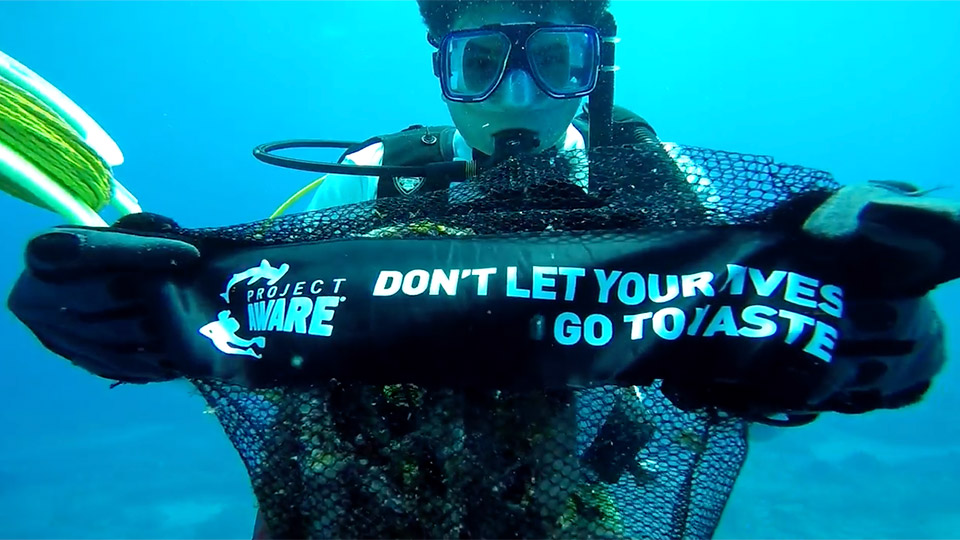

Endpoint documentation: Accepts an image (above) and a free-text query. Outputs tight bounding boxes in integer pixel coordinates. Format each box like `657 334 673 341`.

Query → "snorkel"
588 11 618 149
252 12 619 186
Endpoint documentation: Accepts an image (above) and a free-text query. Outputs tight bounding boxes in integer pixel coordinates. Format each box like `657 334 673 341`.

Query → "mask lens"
527 28 598 97
444 32 510 100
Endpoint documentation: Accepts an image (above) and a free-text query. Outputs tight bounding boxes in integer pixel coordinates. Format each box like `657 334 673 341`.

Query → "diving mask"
431 22 602 103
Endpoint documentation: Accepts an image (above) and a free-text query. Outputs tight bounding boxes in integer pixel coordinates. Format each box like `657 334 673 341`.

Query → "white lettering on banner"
595 269 622 303
374 268 500 297
819 284 844 318
623 312 653 340
740 305 779 338
506 266 531 298
619 304 839 359
531 266 557 300
558 267 586 301
200 259 348 359
370 264 845 362
653 307 685 340
248 296 341 337
723 264 843 318
554 312 613 346
554 312 581 345
805 321 839 362
682 272 715 298
617 272 645 305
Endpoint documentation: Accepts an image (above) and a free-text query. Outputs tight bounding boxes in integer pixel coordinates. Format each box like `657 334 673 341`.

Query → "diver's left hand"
803 180 960 296
800 180 954 416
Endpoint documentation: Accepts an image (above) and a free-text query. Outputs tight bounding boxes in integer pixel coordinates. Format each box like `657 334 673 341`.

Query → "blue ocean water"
0 1 958 538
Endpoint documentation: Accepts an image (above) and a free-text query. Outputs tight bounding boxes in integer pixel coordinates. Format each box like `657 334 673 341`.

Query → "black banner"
160 228 844 397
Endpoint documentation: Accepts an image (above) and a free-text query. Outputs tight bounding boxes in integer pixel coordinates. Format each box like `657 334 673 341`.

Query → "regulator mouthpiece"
486 129 540 167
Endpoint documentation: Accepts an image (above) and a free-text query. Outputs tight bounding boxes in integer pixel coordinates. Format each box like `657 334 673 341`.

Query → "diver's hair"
417 0 611 41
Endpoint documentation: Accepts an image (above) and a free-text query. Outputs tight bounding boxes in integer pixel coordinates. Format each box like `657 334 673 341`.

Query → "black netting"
179 144 836 251
181 143 838 539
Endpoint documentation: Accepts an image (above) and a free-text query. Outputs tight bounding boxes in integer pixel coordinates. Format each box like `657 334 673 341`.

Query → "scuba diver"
4 1 958 538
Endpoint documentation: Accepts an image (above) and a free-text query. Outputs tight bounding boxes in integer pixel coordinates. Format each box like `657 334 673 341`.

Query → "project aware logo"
199 259 290 359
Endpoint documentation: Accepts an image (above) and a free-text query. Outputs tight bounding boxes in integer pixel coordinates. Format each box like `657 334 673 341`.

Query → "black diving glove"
803 180 960 296
7 214 201 384
660 181 959 423
794 180 958 416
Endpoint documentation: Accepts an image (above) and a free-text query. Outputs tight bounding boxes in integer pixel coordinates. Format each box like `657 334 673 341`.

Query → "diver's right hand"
7 219 201 384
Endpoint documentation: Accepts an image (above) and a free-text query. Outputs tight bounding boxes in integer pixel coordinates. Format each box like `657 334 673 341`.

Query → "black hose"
252 139 470 183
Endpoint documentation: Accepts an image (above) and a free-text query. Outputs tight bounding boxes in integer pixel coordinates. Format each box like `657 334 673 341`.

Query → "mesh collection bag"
165 142 838 539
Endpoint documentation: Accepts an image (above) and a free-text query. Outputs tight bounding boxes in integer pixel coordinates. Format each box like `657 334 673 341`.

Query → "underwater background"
0 1 958 538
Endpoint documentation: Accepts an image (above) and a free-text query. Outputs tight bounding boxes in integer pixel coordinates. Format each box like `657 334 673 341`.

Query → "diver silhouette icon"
199 310 266 359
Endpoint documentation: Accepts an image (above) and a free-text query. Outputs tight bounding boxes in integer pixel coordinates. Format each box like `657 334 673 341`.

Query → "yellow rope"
269 175 328 219
0 75 112 212
250 175 329 239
